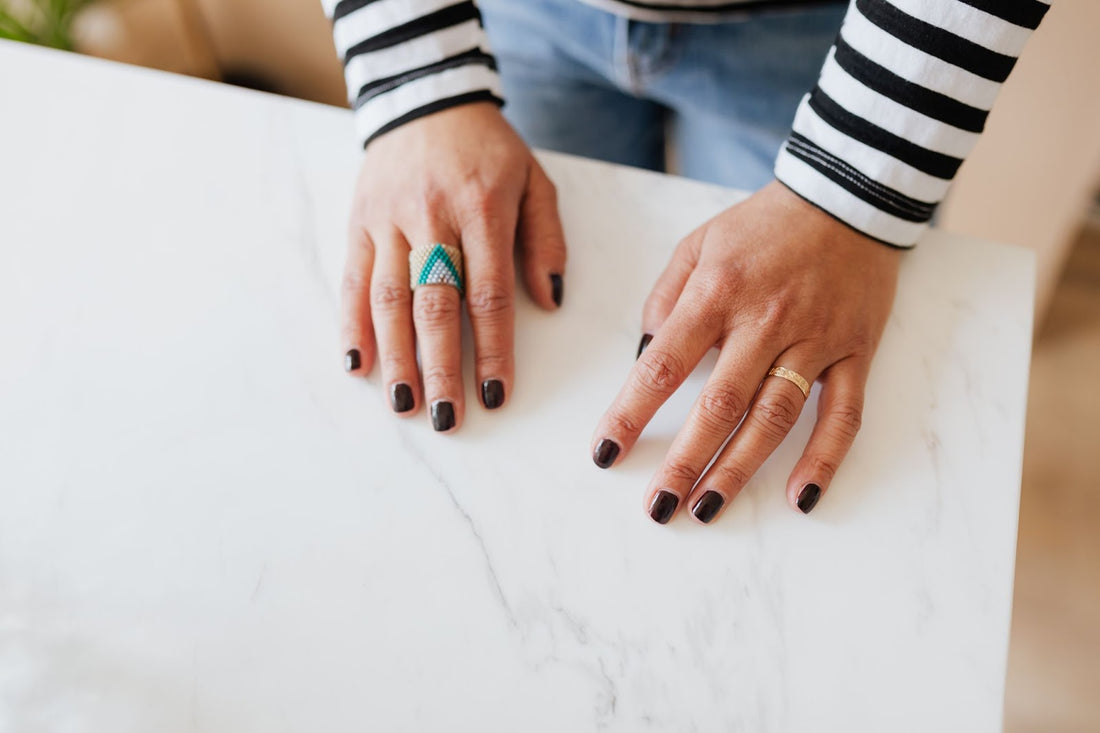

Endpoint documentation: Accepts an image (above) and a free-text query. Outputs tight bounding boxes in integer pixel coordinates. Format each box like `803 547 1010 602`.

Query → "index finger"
590 285 721 469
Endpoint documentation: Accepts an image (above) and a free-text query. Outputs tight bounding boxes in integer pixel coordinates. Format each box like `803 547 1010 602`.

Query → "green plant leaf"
0 10 38 43
0 0 95 49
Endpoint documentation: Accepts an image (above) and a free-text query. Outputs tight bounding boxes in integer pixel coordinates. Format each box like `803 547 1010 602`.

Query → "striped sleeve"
322 0 503 148
774 0 1051 248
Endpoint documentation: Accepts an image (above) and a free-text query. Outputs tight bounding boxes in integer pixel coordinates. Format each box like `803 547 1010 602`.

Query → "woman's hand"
342 103 566 431
591 181 903 523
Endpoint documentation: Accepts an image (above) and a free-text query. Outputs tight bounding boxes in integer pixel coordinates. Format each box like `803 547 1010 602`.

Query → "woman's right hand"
341 102 567 432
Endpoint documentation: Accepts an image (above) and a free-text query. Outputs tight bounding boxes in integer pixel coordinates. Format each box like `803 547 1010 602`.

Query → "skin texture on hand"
341 103 567 431
591 180 904 524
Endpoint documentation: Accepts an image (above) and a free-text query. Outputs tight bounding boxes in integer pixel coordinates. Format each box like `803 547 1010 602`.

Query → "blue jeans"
478 0 847 191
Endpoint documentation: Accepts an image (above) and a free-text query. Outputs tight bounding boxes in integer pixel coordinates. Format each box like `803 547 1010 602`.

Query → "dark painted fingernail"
481 379 505 410
592 438 620 469
431 401 455 432
550 273 563 307
636 333 653 360
391 383 414 413
344 349 361 372
649 490 679 525
797 483 822 514
691 491 724 524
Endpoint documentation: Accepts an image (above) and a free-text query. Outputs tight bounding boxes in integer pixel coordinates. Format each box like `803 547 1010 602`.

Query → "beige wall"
73 0 208 76
75 0 344 104
929 0 1100 332
193 0 344 105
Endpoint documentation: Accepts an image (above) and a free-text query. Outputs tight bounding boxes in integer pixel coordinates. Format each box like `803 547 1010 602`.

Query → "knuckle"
475 352 509 378
380 353 413 377
697 383 748 428
635 349 687 396
460 181 503 219
422 363 460 389
830 399 864 440
347 206 373 234
806 454 840 485
662 458 700 485
695 289 734 328
371 280 411 312
752 390 802 439
798 332 829 355
803 310 831 340
342 270 371 298
413 186 447 219
414 289 461 326
352 200 377 224
693 272 729 305
605 410 643 438
750 295 792 337
713 461 752 491
765 292 795 323
845 330 874 357
466 282 512 321
787 314 828 348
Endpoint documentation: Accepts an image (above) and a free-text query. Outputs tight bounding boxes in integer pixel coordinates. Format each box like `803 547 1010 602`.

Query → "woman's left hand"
591 180 904 524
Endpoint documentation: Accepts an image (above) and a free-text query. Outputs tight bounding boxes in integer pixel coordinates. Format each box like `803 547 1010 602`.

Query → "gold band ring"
767 366 811 399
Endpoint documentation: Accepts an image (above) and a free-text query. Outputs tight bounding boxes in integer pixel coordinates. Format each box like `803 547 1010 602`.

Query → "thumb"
517 158 568 310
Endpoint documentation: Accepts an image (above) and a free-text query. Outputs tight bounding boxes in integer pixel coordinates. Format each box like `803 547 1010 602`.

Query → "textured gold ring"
409 243 464 295
767 366 811 399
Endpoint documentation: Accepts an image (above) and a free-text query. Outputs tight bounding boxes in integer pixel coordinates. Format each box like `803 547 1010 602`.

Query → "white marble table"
0 40 1034 732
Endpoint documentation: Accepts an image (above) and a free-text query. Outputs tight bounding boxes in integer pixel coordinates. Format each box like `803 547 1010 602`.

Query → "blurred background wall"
936 0 1100 332
69 0 347 104
3 0 1099 730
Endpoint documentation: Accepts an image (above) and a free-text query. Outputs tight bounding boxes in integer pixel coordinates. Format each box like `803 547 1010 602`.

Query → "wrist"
362 91 505 150
767 174 917 252
757 181 907 266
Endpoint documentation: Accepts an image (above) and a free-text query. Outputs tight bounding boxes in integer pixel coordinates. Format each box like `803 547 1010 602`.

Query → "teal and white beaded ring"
409 243 464 296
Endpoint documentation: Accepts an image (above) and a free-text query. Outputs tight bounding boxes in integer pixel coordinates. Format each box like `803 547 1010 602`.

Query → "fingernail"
797 483 822 514
344 349 361 372
550 273 563 307
431 401 455 432
649 490 679 525
636 333 653 360
481 379 505 410
592 438 620 469
691 490 724 524
391 383 414 413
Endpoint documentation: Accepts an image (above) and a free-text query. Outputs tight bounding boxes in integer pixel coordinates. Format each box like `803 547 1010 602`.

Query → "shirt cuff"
774 0 1051 248
326 0 504 148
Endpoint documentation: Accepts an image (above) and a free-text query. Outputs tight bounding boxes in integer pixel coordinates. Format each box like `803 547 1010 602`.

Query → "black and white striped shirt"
322 0 1051 247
